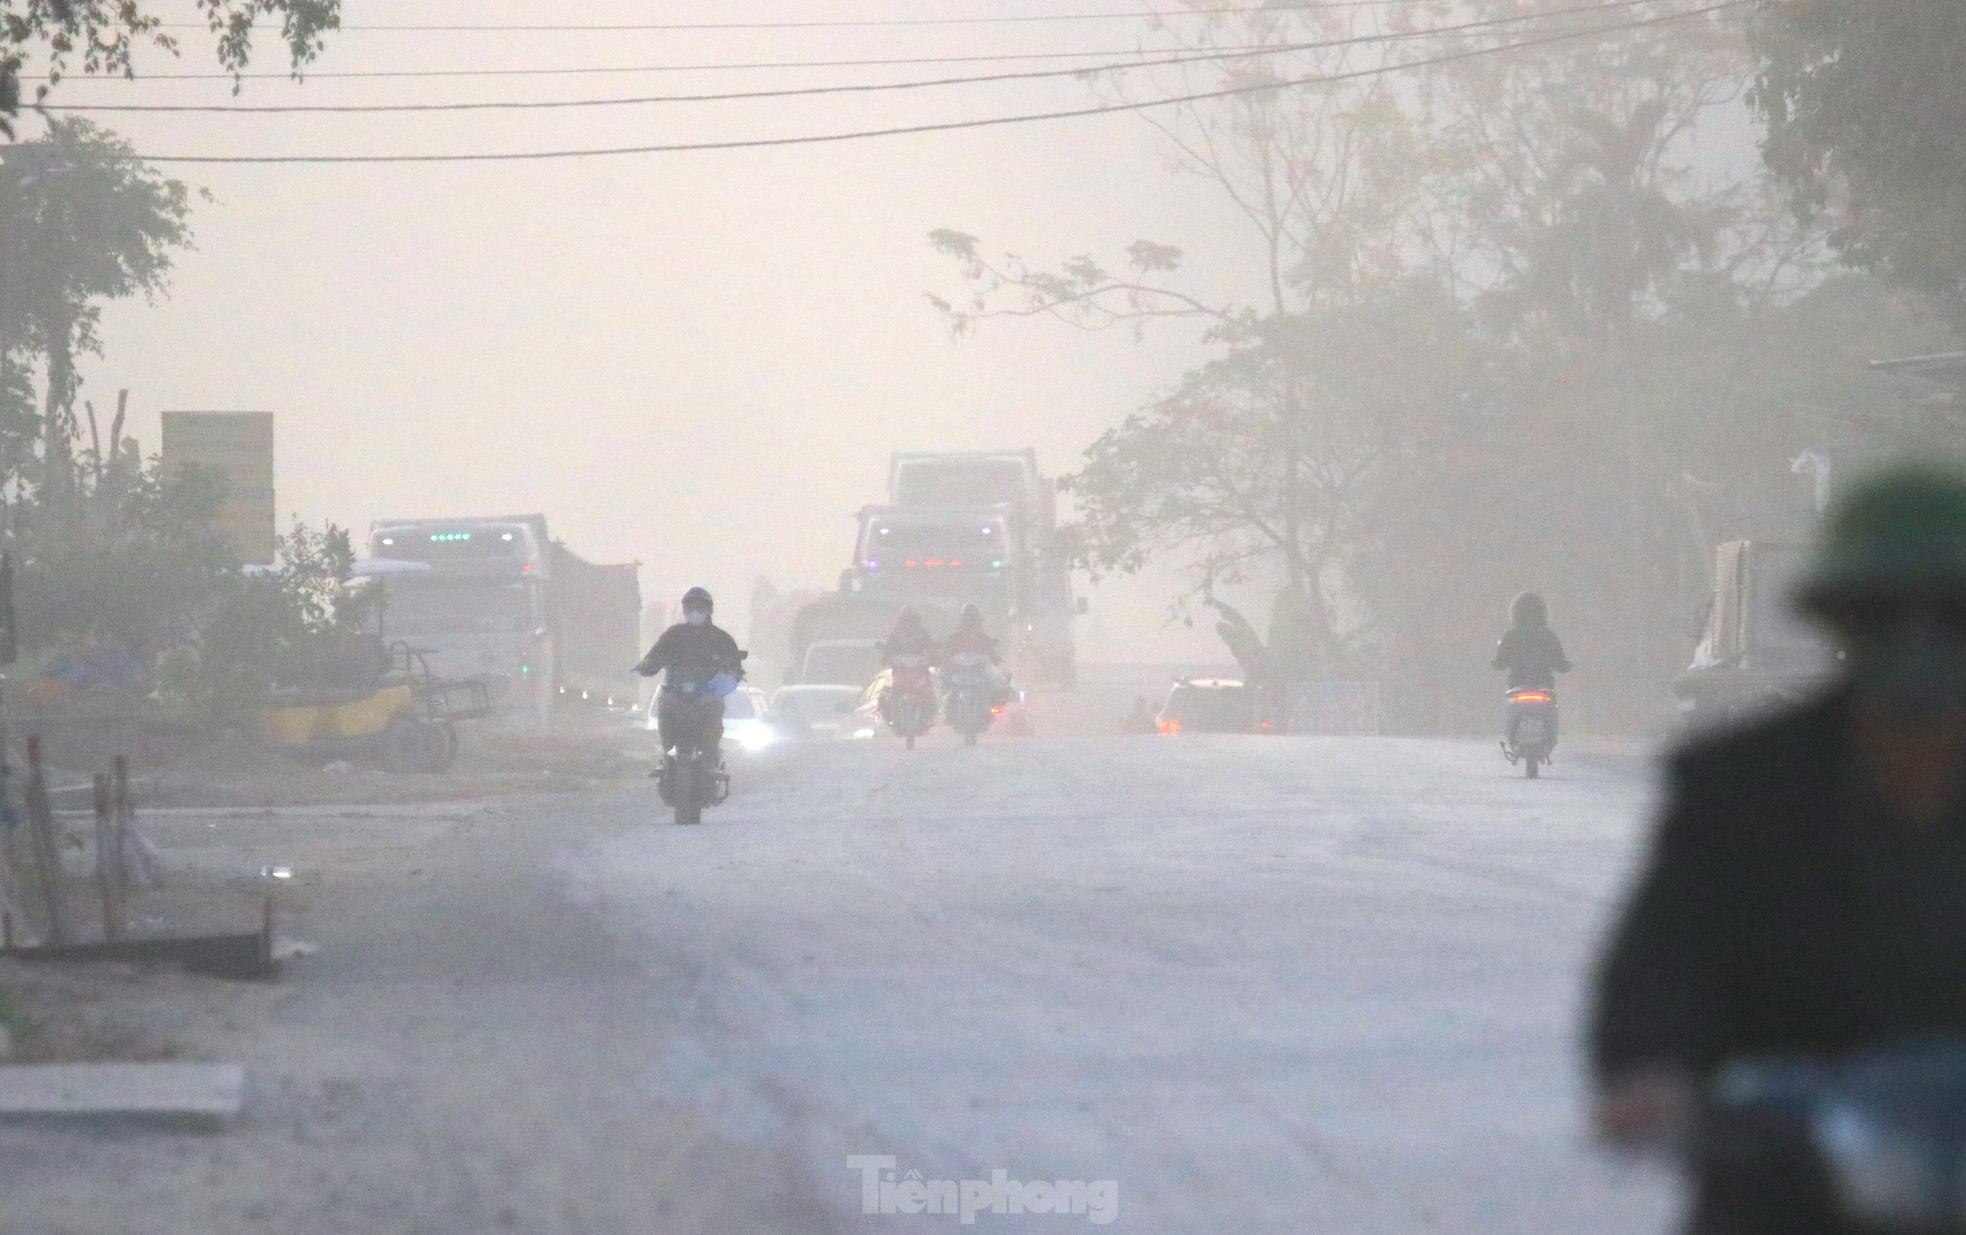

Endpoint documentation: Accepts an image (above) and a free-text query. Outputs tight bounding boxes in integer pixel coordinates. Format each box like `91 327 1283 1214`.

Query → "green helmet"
1798 463 1966 614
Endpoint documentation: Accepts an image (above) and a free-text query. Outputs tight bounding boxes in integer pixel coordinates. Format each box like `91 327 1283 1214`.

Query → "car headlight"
736 724 777 751
850 727 877 740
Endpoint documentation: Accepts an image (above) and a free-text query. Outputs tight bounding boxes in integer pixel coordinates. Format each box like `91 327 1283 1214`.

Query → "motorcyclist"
1492 591 1572 691
880 607 938 724
939 603 1000 664
882 607 936 665
939 604 1010 707
633 587 745 757
1589 464 1966 1234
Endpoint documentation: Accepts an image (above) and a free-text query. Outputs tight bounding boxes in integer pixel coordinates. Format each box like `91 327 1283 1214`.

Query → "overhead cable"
154 1 1641 34
44 0 1680 116
128 4 1750 166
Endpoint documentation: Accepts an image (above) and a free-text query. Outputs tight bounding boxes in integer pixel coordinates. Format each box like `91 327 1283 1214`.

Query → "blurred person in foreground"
1589 464 1966 1233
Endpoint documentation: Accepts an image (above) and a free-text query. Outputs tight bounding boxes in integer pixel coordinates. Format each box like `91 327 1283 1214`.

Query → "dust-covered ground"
0 789 828 1235
1 719 1681 1234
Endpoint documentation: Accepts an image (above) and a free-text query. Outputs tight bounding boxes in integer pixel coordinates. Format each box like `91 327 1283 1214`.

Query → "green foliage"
0 119 195 490
13 451 236 659
936 1 1962 730
179 518 371 722
0 2 340 135
1751 1 1966 322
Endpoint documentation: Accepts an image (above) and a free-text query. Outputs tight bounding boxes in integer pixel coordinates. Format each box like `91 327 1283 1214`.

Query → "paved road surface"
0 732 1681 1234
583 732 1678 1233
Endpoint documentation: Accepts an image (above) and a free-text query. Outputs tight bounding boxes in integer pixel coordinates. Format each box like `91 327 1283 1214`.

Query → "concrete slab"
0 1062 244 1127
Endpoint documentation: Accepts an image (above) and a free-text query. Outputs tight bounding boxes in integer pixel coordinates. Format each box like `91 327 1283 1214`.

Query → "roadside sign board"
1288 681 1382 735
160 412 275 565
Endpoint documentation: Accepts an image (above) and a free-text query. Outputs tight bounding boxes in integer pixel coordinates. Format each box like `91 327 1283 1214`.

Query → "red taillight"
990 706 1004 716
1511 691 1552 703
1157 719 1181 735
1258 721 1272 730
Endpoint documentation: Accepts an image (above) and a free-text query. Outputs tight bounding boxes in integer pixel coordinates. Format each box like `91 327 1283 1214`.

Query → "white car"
797 638 886 688
768 684 878 741
645 684 776 753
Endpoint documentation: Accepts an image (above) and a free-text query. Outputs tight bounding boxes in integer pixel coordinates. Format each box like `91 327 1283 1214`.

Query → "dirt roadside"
0 784 834 1235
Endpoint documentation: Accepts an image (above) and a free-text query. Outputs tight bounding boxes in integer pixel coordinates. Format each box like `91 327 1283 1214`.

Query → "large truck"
1674 539 1835 726
860 450 1080 687
364 515 641 722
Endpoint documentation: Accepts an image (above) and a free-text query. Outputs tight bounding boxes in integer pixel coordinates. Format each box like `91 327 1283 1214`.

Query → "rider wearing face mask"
1590 465 1966 1233
634 587 745 753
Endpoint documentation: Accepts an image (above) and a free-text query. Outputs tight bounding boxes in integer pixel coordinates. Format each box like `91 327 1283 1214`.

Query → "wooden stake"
24 736 66 946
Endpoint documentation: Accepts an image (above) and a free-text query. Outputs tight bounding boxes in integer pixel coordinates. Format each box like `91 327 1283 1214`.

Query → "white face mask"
684 608 710 627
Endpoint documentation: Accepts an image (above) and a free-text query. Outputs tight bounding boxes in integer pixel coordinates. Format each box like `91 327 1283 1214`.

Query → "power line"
42 1 1675 116
151 1 1584 34
128 3 1749 166
22 45 1280 83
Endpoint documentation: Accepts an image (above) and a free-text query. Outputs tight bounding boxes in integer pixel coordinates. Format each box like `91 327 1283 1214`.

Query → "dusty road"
2 732 1679 1234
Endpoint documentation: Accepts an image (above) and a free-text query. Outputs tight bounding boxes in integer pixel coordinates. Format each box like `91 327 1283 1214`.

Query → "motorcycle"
882 651 937 750
943 650 997 748
1696 1039 1966 1234
655 671 736 825
1502 687 1558 778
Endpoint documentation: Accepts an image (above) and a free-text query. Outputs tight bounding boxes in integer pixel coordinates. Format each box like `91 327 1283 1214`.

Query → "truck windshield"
372 527 533 566
802 643 883 687
380 577 536 636
864 522 1004 565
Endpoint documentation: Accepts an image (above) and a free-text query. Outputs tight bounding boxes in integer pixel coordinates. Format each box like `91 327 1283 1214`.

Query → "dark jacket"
1591 689 1966 1085
1493 626 1570 691
940 628 1000 664
883 623 935 664
636 622 743 686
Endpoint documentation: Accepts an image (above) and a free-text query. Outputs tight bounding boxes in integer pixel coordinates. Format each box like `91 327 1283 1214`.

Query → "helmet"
1798 464 1966 616
1510 592 1549 629
959 603 983 630
682 587 714 612
895 606 924 629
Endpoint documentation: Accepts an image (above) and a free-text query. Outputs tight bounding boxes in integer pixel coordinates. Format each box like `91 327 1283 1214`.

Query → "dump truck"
858 450 1081 687
365 515 641 722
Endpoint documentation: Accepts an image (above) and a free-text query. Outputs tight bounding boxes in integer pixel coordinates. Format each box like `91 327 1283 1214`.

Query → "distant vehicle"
646 685 774 754
1155 679 1255 735
1501 687 1558 778
768 685 877 741
793 449 1080 691
796 638 886 689
942 650 998 747
1674 540 1835 726
879 651 937 750
364 514 640 724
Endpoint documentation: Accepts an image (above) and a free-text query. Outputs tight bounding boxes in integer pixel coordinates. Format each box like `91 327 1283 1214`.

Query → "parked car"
768 684 878 741
795 638 886 689
1155 678 1254 735
645 685 776 753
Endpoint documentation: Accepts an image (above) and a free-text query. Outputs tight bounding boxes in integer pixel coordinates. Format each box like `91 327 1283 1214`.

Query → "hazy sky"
25 1 1327 661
